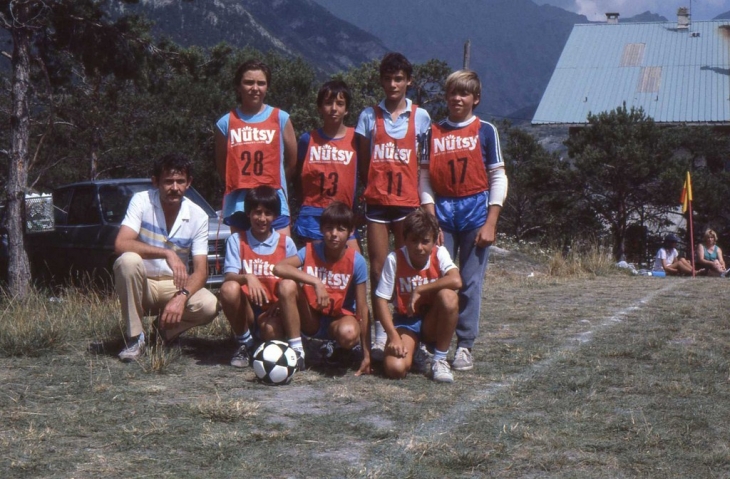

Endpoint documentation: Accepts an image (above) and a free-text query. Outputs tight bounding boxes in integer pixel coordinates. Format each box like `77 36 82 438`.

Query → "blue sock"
433 349 448 362
236 330 253 348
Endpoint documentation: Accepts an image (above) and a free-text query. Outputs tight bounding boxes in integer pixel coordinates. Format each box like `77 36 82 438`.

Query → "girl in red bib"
294 81 360 252
215 59 298 235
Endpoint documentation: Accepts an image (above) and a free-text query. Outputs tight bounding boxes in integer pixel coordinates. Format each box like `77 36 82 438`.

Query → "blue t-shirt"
223 230 297 275
355 98 431 161
217 105 292 218
296 242 367 313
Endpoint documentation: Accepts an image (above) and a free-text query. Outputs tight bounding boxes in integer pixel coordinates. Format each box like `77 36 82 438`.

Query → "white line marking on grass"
409 280 683 440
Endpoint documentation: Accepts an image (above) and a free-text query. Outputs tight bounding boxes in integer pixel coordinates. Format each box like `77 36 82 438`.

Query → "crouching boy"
274 202 371 375
374 208 462 382
218 186 300 368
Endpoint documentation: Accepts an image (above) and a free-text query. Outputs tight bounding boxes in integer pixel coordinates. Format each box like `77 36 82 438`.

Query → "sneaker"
319 340 336 360
230 343 252 368
371 338 386 362
118 336 146 362
412 343 433 374
430 358 454 383
452 347 474 371
293 347 306 371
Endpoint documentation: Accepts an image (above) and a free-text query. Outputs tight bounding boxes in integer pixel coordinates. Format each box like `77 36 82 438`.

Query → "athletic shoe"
412 343 433 374
371 338 386 362
319 340 336 360
118 336 146 362
230 343 251 368
430 358 454 383
293 347 306 371
452 347 474 371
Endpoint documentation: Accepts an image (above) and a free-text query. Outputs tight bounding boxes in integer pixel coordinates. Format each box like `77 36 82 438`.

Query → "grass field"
1 255 729 478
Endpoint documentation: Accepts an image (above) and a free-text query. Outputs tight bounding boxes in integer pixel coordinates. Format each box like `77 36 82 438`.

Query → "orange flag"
680 171 692 214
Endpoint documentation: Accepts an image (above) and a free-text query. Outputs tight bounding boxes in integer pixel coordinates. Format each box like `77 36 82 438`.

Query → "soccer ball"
252 340 298 385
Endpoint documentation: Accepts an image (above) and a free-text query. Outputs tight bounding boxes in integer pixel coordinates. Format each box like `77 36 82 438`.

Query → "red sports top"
302 242 356 317
225 108 282 195
363 104 420 207
429 119 489 197
301 128 358 208
239 233 287 309
394 247 440 315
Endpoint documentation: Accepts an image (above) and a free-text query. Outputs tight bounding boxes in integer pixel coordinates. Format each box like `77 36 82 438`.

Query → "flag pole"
688 197 695 277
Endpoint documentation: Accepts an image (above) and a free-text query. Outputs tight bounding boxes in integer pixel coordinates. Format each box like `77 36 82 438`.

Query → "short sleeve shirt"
223 230 297 274
375 245 457 300
120 189 209 277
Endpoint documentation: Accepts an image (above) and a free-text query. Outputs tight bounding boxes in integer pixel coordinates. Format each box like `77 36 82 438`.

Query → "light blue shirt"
223 230 297 275
217 105 291 218
355 98 431 156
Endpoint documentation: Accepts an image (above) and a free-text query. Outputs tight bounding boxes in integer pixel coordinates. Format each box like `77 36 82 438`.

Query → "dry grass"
1 256 729 478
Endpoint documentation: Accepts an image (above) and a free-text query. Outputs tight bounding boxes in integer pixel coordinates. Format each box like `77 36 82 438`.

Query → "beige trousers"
114 253 219 339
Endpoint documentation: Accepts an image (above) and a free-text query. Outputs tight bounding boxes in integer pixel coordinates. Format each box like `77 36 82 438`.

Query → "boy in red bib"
294 80 360 251
274 203 370 375
219 186 300 369
355 52 432 361
421 70 509 372
374 209 462 382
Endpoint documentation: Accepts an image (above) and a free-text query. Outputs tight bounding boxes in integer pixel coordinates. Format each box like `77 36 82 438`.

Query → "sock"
374 320 386 342
433 349 448 362
288 337 303 353
236 330 254 348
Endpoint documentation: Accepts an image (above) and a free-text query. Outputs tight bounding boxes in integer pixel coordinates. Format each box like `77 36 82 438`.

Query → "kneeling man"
114 153 219 361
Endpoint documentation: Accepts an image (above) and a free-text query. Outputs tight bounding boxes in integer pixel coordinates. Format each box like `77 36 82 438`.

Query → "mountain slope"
313 0 588 119
112 0 388 73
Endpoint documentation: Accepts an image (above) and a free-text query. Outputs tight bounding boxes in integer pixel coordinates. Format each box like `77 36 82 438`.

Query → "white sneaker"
430 358 454 383
412 343 433 374
118 336 146 362
371 338 386 362
452 347 473 371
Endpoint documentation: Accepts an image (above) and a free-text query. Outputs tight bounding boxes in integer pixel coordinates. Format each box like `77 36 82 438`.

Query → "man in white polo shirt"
114 153 219 362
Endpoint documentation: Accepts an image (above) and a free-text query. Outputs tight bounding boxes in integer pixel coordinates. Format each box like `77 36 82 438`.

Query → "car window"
53 188 73 226
67 187 101 226
99 184 150 224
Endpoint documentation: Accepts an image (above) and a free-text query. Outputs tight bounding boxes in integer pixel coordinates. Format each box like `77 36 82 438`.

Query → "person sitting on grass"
653 233 702 276
696 229 727 277
218 185 300 369
114 153 220 362
373 208 462 383
273 202 371 375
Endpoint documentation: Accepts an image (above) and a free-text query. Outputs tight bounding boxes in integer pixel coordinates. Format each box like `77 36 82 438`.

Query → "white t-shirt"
653 247 678 272
121 189 209 278
375 245 457 300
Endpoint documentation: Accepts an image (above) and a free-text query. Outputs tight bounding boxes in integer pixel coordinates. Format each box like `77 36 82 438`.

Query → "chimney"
606 12 619 24
677 7 690 29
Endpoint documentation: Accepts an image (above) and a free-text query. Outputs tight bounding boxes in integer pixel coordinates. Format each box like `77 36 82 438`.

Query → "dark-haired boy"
356 52 432 361
274 202 370 375
114 153 220 362
219 185 299 368
374 208 461 382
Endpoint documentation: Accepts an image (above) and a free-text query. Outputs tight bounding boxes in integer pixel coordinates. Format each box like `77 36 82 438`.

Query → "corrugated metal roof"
532 20 730 125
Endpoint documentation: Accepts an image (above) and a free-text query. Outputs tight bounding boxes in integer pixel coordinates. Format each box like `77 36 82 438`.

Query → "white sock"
433 349 448 362
288 337 303 352
374 321 386 342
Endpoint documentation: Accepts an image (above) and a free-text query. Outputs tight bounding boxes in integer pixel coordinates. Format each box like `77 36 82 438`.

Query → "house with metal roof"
532 10 730 127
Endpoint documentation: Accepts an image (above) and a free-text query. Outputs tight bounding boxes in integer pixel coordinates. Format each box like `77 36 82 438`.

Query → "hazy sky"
535 0 730 21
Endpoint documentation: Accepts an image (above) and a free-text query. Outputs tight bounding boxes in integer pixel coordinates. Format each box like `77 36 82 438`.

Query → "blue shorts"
307 315 336 340
293 210 357 242
393 313 423 336
365 205 416 224
435 191 488 232
224 211 290 231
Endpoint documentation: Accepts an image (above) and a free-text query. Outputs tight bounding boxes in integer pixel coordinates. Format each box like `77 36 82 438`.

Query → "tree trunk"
7 18 33 298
